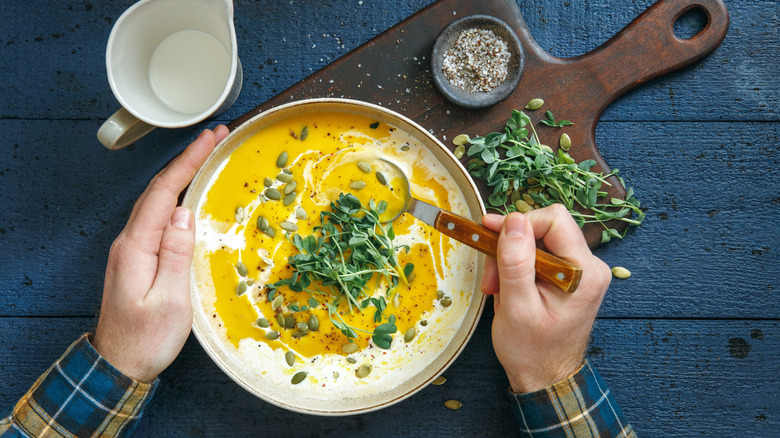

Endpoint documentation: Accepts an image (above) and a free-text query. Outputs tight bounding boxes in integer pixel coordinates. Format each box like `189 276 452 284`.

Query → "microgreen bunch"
464 109 644 242
270 193 412 348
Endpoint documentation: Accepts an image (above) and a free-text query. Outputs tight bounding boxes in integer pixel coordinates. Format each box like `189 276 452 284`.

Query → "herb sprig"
539 110 573 128
464 109 644 242
271 193 411 347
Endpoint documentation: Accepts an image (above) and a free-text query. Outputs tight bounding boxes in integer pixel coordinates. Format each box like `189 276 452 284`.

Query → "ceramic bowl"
182 98 487 415
431 15 523 109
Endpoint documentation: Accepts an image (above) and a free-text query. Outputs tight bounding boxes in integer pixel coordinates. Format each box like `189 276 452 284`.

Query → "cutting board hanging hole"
674 6 709 40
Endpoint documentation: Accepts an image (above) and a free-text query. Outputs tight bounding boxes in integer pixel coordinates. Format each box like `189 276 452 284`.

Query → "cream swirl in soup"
192 111 478 399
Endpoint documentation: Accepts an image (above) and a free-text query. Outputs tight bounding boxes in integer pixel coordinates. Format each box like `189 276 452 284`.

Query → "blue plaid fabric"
510 361 636 437
0 334 158 438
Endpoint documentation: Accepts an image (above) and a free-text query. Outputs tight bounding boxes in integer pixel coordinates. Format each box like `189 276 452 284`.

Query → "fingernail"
504 213 527 238
172 208 193 230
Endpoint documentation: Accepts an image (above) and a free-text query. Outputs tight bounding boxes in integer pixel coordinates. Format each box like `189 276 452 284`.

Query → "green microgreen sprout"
463 109 644 242
539 110 574 128
271 193 410 347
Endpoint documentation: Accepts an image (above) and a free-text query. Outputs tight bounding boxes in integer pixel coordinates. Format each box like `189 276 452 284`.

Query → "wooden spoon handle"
434 210 582 293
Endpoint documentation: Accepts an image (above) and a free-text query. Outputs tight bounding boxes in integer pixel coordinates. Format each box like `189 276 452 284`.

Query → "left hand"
93 126 229 382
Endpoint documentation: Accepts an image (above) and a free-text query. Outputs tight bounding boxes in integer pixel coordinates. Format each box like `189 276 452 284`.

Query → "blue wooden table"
1 0 777 436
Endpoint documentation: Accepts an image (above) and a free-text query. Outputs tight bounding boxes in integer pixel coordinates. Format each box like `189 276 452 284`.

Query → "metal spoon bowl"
378 158 582 293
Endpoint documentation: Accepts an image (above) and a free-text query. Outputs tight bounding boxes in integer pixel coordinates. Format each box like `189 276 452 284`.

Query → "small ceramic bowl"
431 15 523 109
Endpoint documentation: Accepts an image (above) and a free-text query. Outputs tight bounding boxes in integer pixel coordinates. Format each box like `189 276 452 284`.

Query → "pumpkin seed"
355 364 372 379
300 125 309 141
283 168 292 175
375 171 387 186
342 343 359 354
263 177 273 187
292 331 307 338
257 216 269 231
284 181 297 195
264 188 282 200
256 318 270 328
346 356 357 364
357 161 372 173
333 371 340 379
295 206 307 220
611 266 631 279
559 133 572 151
265 330 279 340
246 279 254 286
454 145 466 159
404 327 416 343
540 144 553 154
285 350 295 367
308 314 319 331
296 322 309 333
432 376 447 386
525 98 544 110
236 261 248 277
283 192 296 207
276 172 293 183
276 313 285 327
235 280 247 296
291 371 307 385
420 319 428 327
452 134 470 146
234 206 245 223
440 298 452 308
514 200 533 213
280 221 298 232
272 295 284 310
436 290 444 299
284 315 295 329
401 145 410 151
444 400 462 410
263 226 276 238
349 181 366 190
510 189 522 203
522 194 535 206
276 151 288 168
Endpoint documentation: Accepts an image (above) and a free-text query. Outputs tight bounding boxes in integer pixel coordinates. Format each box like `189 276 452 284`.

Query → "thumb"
151 207 195 299
496 213 540 308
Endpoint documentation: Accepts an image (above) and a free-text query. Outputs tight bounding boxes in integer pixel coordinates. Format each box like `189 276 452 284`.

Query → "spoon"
378 159 582 293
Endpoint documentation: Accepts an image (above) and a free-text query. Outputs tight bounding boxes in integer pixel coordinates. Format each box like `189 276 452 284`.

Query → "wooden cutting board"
227 0 729 248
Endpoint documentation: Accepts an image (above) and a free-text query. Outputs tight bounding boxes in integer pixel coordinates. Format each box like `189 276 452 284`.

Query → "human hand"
93 126 229 383
481 205 612 393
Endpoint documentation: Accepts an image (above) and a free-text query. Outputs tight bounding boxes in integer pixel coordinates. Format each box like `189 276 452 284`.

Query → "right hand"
481 205 612 393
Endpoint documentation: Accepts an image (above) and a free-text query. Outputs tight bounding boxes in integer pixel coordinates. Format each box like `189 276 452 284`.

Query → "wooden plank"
0 0 775 122
1 317 777 436
1 120 775 318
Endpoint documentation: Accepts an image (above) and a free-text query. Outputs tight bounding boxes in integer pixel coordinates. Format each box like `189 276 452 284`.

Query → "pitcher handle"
97 107 156 150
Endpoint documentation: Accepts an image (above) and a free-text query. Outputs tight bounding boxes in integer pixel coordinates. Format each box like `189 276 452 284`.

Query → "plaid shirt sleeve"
0 333 158 438
509 361 636 438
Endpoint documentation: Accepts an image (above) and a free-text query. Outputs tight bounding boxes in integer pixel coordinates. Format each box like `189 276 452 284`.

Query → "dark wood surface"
0 0 777 436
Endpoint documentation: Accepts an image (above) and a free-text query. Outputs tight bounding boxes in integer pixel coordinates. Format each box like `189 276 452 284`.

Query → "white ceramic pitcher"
98 0 242 150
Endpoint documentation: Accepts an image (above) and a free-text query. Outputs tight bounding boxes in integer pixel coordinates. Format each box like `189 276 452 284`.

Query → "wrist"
91 332 157 383
506 359 585 394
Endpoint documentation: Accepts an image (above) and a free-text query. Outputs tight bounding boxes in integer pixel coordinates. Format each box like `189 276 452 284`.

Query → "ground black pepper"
442 28 511 93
